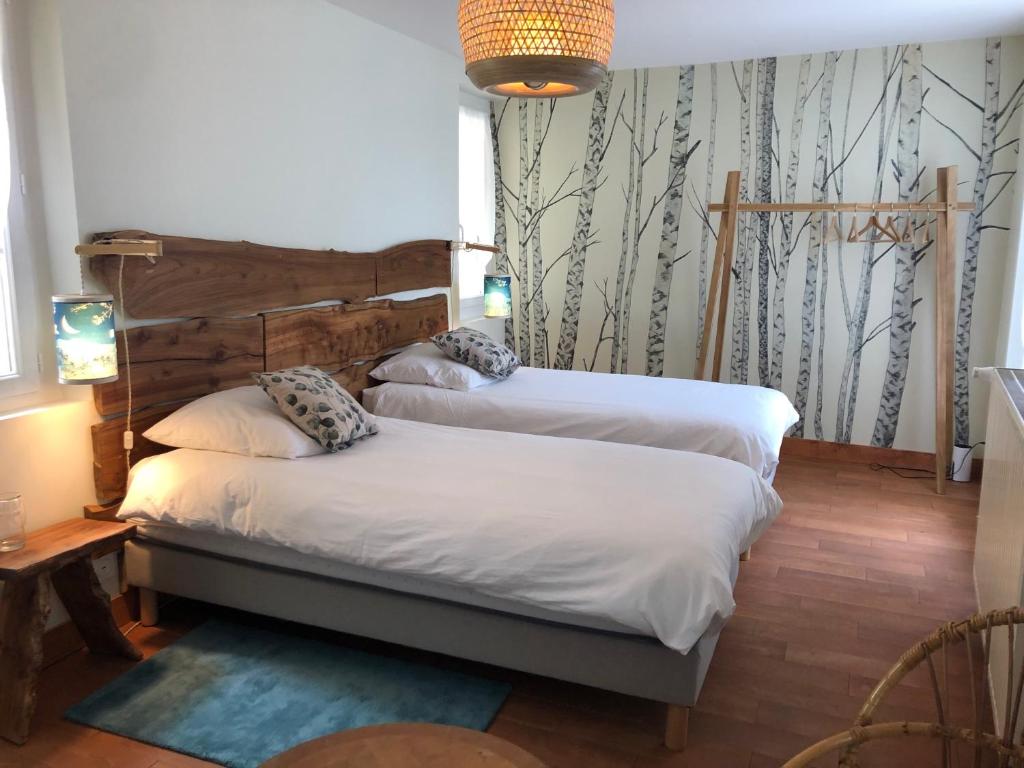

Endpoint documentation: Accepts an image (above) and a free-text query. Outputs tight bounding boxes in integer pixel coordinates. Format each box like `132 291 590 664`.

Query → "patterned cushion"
254 366 378 452
432 327 520 379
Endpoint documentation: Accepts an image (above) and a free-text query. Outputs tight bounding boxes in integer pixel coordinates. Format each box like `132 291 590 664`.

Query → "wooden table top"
0 519 135 580
260 724 547 768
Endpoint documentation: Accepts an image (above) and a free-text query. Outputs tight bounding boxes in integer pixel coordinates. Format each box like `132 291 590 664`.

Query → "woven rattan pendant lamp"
458 0 614 97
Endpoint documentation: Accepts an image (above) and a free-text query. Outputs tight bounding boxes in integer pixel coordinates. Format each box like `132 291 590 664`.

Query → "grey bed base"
124 539 721 749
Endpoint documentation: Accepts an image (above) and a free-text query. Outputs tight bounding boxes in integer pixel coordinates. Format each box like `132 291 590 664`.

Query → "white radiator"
974 368 1024 735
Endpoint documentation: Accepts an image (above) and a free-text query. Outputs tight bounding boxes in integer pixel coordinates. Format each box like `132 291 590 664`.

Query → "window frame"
0 3 42 404
457 93 496 323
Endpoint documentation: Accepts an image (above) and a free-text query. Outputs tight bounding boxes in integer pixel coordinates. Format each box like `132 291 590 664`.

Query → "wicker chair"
782 608 1024 768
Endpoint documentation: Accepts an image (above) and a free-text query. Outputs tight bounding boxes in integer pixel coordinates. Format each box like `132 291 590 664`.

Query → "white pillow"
369 343 497 391
143 386 325 459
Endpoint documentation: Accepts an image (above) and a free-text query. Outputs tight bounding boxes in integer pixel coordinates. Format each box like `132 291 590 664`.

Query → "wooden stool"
260 724 547 768
0 519 140 744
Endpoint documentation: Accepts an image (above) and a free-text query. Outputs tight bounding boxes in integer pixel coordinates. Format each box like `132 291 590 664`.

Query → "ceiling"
326 0 1024 71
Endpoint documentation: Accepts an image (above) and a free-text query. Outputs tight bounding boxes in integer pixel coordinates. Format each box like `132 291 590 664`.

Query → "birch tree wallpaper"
492 36 1024 453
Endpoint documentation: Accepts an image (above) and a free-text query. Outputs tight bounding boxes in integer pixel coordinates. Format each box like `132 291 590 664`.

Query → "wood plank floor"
0 456 984 768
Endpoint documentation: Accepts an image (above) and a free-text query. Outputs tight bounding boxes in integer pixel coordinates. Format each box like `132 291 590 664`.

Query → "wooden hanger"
880 204 906 243
825 212 843 243
914 216 932 247
881 215 903 242
853 214 900 244
846 214 860 243
899 215 915 243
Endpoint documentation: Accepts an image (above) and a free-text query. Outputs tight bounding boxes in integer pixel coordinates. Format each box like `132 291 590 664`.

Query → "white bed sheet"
119 417 782 653
364 365 798 480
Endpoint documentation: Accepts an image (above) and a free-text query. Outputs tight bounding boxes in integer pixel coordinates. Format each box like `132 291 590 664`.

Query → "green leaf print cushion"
432 327 521 379
254 366 378 453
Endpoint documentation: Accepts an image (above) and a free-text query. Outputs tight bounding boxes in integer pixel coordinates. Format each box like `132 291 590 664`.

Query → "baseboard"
781 437 983 480
42 592 132 668
781 437 936 469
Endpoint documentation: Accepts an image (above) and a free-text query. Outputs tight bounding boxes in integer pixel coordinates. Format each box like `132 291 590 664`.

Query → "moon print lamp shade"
483 274 513 319
52 294 118 384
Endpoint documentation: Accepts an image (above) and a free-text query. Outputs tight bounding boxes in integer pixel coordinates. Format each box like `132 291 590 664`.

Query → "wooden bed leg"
664 704 689 751
138 588 159 627
740 547 751 562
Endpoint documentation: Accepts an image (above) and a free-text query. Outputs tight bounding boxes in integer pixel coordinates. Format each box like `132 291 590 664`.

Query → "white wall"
0 403 96 530
55 0 461 274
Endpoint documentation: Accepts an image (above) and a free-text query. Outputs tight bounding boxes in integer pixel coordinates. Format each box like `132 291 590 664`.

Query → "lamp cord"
118 253 133 475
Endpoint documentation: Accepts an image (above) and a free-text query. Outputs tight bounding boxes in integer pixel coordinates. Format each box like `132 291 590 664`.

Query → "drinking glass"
0 493 26 552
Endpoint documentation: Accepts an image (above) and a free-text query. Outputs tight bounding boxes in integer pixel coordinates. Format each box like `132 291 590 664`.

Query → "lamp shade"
52 294 118 385
458 0 614 97
483 274 513 319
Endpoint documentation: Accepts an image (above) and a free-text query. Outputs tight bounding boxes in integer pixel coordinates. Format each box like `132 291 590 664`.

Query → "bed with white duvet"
120 417 781 654
364 351 799 481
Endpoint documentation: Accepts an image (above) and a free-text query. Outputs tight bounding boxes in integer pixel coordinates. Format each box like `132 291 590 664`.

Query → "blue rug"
66 618 511 767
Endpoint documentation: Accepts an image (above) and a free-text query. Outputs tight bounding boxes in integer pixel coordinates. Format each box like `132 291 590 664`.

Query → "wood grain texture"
0 520 136 581
89 230 376 318
260 724 546 768
375 240 452 296
88 231 451 319
92 317 264 417
712 171 741 381
330 359 386 402
85 231 454 503
934 166 958 495
91 404 186 503
50 559 141 661
780 437 936 472
696 170 740 380
264 295 448 372
83 502 123 523
40 593 131 668
0 454 986 766
0 575 49 744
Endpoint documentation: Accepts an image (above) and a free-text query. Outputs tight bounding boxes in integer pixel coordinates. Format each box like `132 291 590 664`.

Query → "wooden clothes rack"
695 166 975 494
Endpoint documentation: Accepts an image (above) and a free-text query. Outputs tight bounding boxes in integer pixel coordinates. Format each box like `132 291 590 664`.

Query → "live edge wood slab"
87 230 451 319
0 519 140 745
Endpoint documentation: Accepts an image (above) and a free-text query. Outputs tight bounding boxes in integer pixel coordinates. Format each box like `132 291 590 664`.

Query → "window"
0 4 40 402
0 24 14 380
458 101 496 320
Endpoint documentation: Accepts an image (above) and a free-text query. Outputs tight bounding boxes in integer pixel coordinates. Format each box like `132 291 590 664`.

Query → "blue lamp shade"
52 294 118 385
483 274 512 319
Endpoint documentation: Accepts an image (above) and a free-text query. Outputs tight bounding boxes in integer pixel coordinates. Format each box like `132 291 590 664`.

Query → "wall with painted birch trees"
493 36 1024 452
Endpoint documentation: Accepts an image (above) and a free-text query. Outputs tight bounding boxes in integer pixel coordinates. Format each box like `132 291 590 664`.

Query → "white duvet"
364 366 798 480
119 417 781 653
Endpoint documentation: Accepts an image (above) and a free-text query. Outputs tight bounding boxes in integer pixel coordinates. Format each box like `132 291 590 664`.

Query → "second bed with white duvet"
364 361 798 480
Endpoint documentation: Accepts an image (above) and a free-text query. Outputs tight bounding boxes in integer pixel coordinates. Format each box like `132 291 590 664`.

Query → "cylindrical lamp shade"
52 294 118 384
458 0 614 97
483 274 513 319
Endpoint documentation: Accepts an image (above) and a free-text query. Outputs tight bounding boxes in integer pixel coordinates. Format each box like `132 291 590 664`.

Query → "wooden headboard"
87 230 451 503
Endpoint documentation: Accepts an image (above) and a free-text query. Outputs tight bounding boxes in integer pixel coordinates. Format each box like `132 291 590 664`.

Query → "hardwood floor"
0 456 983 768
